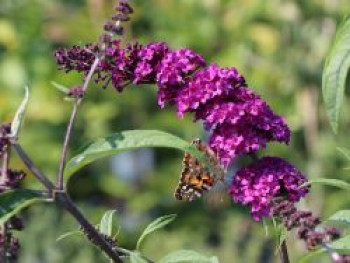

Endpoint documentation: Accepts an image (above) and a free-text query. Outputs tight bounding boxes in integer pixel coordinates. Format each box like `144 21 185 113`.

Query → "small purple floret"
229 157 309 221
156 49 205 107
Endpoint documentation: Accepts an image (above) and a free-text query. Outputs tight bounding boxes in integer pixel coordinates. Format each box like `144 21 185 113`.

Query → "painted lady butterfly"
174 139 225 202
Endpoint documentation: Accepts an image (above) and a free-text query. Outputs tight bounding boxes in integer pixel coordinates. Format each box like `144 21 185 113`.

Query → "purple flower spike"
156 49 206 107
229 157 309 221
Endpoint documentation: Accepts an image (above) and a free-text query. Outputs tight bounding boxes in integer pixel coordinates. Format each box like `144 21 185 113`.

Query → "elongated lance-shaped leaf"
301 178 350 190
51 81 69 94
130 253 148 263
337 147 350 161
0 190 48 224
11 86 29 138
158 250 219 263
327 210 350 226
56 230 83 242
322 18 350 133
64 130 213 180
99 210 118 237
136 214 177 250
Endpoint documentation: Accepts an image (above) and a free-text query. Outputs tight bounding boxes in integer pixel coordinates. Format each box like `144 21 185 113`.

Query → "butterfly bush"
53 18 306 215
46 0 350 259
54 44 290 165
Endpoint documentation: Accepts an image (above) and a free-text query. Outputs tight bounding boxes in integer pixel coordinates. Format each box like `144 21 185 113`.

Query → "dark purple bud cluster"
0 122 26 261
230 157 309 220
336 256 350 263
67 86 85 99
0 167 25 260
0 123 11 158
271 198 341 252
0 169 26 190
54 44 98 73
0 226 20 261
100 0 134 49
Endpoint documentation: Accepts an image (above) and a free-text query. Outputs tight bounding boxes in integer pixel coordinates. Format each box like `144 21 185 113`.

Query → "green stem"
57 57 100 190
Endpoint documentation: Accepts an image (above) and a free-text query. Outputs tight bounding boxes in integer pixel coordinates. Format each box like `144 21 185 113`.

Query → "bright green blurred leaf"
327 210 350 225
0 190 47 224
337 147 350 161
130 253 148 263
51 81 69 94
298 249 325 263
56 230 82 242
11 86 29 138
136 214 177 250
322 18 350 133
301 178 350 190
99 210 117 237
64 130 210 180
158 250 219 263
330 235 350 253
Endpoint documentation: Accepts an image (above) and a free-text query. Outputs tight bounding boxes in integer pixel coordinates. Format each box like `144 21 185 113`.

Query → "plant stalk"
56 192 122 263
14 144 122 262
280 240 290 263
0 148 10 262
57 57 100 190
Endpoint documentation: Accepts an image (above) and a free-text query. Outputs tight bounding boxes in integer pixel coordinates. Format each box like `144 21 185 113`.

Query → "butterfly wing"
174 140 220 202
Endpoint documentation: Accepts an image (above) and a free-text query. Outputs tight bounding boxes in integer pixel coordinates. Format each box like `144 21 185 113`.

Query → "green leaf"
298 249 325 263
64 130 211 180
0 190 47 224
301 178 350 190
11 86 29 138
56 230 83 242
327 210 350 225
99 210 118 237
136 214 177 250
130 253 148 263
330 235 350 254
322 18 350 133
337 147 350 161
51 81 69 94
158 250 219 263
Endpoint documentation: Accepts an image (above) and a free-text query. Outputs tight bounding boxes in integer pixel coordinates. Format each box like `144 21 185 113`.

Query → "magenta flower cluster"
230 157 309 220
54 41 290 168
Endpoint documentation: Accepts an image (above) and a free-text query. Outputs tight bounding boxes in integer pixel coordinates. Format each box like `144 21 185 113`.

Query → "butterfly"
174 139 225 202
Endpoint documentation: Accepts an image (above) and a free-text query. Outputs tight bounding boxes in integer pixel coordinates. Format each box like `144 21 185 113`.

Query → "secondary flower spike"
229 157 309 220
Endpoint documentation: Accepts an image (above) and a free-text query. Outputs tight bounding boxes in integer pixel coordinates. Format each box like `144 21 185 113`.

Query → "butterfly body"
174 139 224 202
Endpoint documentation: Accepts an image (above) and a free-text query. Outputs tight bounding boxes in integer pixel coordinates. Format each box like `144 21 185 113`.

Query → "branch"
56 192 123 262
14 144 122 262
57 57 100 190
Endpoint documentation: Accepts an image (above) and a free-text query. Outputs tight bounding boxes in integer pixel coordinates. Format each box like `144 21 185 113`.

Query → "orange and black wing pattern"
174 139 224 202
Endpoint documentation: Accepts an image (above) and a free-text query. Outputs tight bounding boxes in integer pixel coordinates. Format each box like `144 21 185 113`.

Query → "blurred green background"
1 0 350 262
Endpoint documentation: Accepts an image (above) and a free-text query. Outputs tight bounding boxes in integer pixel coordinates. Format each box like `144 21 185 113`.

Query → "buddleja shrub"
0 1 350 262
